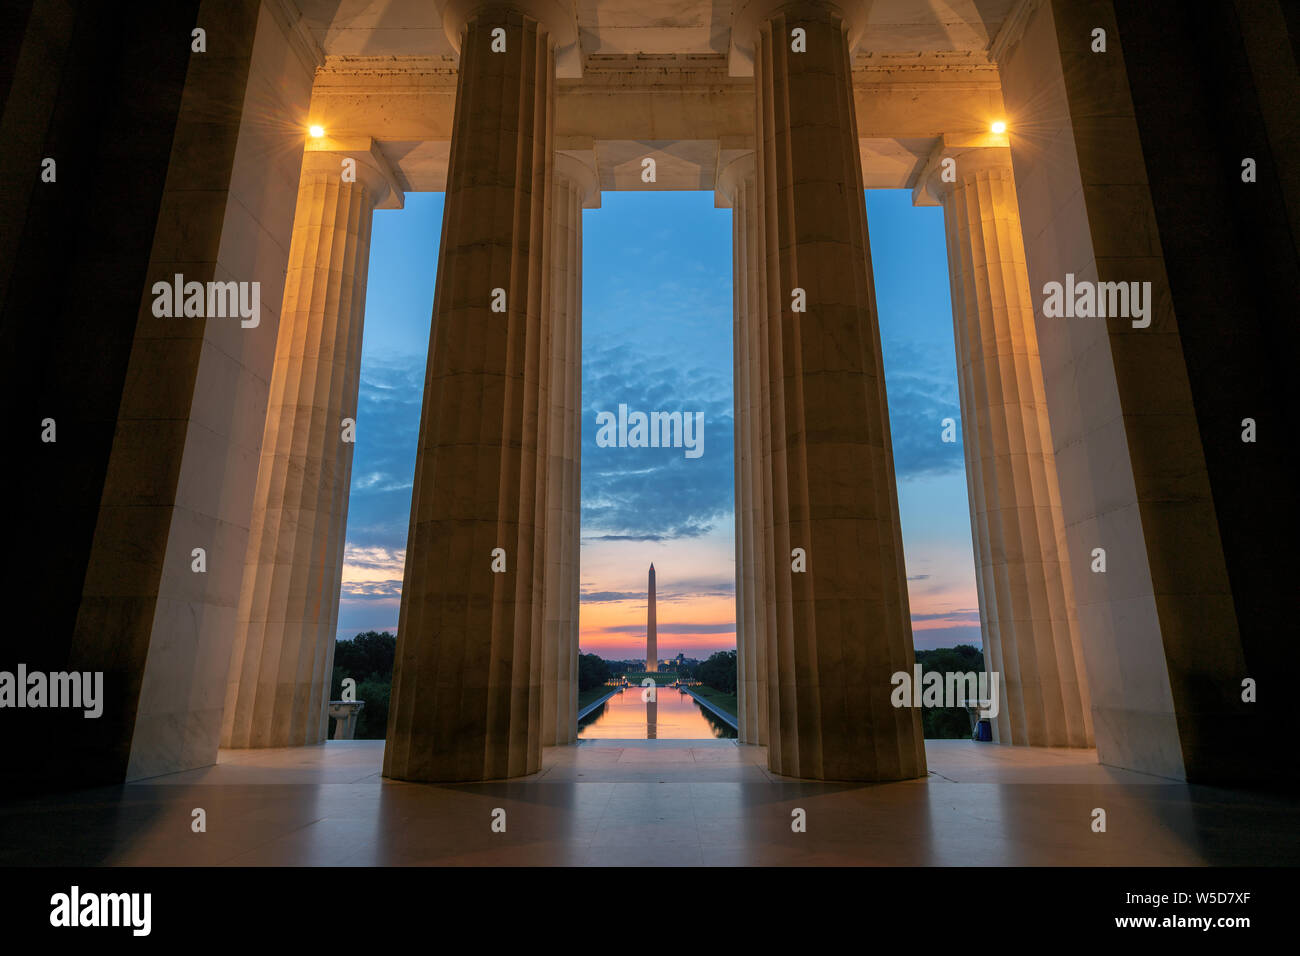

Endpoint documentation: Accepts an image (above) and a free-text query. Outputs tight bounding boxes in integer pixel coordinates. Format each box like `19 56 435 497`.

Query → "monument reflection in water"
578 687 737 739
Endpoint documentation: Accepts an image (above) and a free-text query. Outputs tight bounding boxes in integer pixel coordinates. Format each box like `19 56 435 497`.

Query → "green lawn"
578 685 618 711
689 684 738 719
620 672 680 685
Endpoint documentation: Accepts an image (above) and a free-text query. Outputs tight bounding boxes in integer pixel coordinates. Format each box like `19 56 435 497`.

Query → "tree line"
328 635 983 740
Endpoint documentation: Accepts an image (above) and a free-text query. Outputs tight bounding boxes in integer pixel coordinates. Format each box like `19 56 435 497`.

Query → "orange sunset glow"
578 532 736 660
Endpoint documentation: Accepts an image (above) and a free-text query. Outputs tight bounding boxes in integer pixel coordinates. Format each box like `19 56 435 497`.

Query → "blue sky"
336 189 981 654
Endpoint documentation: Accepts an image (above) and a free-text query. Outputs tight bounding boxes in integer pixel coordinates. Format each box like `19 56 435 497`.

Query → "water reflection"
579 686 737 739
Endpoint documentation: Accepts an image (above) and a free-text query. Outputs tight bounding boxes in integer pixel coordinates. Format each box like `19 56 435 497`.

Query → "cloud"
878 340 965 479
345 305 963 553
340 544 406 598
579 590 645 603
337 543 405 639
582 342 734 542
580 578 735 606
584 528 711 541
656 584 734 603
911 609 981 624
579 327 965 547
595 622 736 635
344 353 426 552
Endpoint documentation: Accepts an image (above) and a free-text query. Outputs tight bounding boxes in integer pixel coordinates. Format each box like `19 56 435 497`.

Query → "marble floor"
2 740 1297 866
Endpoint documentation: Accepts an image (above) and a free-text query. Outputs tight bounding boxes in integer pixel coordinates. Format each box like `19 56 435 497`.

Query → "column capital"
912 133 1014 207
438 0 582 77
555 150 601 208
728 0 867 77
303 136 405 210
714 151 756 209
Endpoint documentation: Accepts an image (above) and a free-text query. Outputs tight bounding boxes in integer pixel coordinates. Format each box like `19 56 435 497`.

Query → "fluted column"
543 152 596 746
223 140 400 749
384 5 556 782
919 142 1093 747
738 0 925 780
717 154 767 745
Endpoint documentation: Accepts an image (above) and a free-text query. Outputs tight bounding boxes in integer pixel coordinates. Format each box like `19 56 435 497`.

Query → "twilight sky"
336 189 981 658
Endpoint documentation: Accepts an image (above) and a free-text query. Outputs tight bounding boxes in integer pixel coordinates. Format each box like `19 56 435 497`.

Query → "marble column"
384 4 556 782
542 152 596 746
918 141 1092 748
717 153 767 746
222 139 400 749
737 0 926 780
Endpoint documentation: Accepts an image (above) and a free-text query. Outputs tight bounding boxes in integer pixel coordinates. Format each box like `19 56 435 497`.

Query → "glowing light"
309 125 325 138
991 120 1007 134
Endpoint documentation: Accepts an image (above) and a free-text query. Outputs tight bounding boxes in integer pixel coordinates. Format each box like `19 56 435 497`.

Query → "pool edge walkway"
577 687 620 720
682 687 739 729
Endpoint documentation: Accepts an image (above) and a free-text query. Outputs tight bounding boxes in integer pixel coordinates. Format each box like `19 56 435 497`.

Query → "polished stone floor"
2 740 1297 866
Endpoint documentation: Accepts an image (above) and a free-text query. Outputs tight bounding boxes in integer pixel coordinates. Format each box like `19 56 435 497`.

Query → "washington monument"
646 563 657 672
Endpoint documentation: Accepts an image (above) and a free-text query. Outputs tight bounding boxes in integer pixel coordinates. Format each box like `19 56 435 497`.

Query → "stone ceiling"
294 0 1022 62
293 0 1023 192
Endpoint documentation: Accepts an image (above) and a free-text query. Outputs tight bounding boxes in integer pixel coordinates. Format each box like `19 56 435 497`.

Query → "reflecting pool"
578 685 737 739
